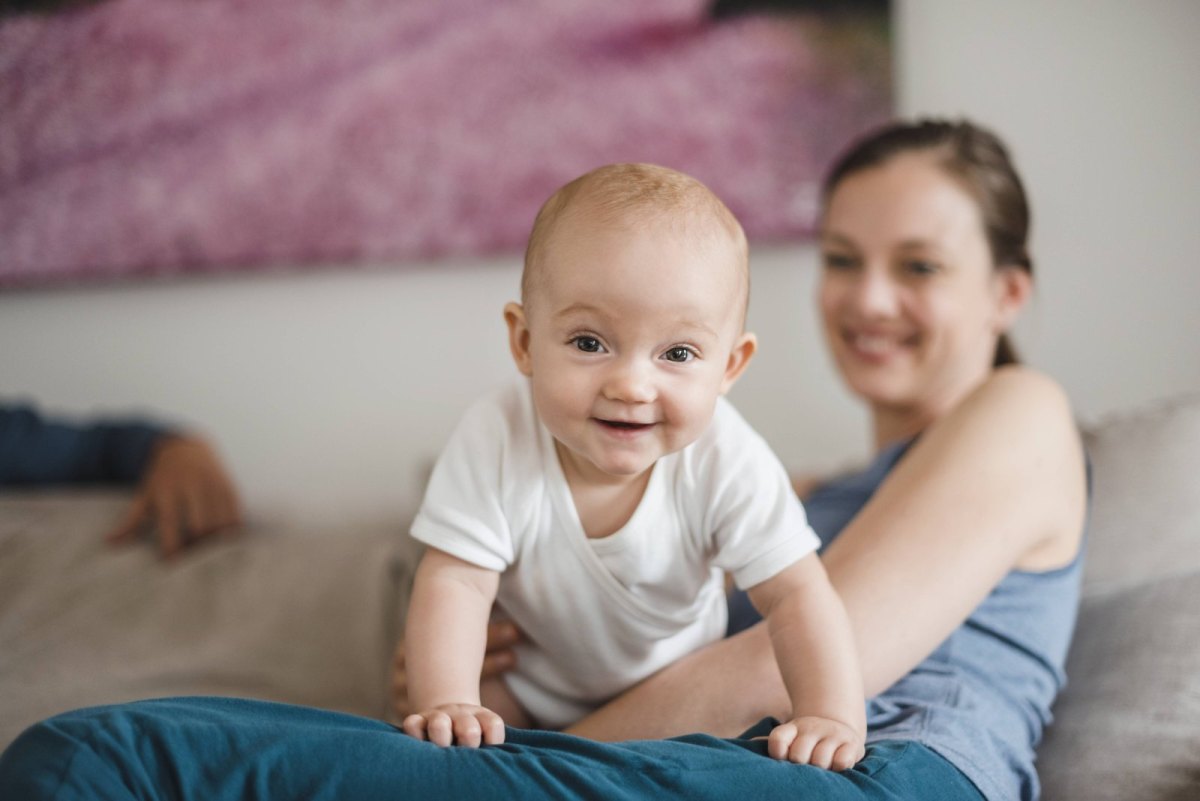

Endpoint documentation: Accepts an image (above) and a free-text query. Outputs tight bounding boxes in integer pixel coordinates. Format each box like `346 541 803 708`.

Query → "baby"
402 163 865 767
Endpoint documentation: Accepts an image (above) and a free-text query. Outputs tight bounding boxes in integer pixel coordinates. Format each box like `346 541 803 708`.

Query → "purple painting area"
0 0 891 288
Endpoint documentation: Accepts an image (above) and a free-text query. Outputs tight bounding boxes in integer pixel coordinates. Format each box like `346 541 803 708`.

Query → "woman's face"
818 153 1025 418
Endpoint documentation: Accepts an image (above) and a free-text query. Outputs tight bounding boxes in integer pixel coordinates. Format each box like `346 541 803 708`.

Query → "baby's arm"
401 546 505 747
746 552 866 770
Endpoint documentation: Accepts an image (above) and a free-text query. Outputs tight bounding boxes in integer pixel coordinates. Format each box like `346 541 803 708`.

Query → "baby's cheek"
669 398 715 447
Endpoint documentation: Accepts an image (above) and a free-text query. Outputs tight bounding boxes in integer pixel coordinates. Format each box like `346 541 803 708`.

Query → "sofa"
1 394 1197 800
1037 394 1200 799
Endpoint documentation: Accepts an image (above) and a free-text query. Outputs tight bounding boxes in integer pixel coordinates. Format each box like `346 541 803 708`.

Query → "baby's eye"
571 336 604 353
662 346 695 363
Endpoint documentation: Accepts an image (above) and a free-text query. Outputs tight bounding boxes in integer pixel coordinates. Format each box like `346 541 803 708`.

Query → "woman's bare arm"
822 367 1086 693
567 367 1087 740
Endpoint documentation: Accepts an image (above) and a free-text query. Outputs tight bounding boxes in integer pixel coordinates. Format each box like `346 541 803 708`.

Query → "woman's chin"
837 362 917 406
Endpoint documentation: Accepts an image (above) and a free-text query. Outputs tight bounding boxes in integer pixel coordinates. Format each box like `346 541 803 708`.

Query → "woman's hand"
791 474 823 500
402 702 506 748
106 434 242 558
391 620 522 720
766 715 864 770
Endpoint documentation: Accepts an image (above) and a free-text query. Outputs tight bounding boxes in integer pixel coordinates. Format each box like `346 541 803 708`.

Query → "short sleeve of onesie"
701 400 821 590
409 393 515 572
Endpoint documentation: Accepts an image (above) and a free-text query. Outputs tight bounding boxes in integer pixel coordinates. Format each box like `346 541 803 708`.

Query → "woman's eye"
663 346 694 363
903 259 939 276
572 336 603 353
822 252 858 271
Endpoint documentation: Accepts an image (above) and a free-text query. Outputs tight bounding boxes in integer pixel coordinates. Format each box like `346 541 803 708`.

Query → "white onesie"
410 379 819 729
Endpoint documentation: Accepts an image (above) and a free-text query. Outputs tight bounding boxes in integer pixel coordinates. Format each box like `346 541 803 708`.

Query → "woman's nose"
849 270 900 317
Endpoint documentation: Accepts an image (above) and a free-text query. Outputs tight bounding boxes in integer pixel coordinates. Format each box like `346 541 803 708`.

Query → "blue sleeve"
0 403 168 487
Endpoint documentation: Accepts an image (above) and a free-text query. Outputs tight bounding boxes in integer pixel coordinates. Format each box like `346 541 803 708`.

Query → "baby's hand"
767 715 864 770
402 703 505 748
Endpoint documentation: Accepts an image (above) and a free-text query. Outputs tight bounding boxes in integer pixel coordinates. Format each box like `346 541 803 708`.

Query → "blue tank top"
728 440 1085 801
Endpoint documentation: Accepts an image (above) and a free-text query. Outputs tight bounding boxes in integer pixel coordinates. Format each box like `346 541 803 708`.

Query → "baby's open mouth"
597 419 652 431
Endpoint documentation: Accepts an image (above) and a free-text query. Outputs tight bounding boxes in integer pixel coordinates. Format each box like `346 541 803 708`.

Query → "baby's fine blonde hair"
521 163 749 318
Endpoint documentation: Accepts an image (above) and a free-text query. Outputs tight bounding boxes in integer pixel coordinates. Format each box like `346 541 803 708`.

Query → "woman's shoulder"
923 365 1086 570
936 365 1078 447
923 364 1083 485
972 364 1072 415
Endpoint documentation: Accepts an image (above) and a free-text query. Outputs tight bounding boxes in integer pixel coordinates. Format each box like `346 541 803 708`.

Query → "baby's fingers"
771 717 864 769
424 711 456 747
767 721 811 762
450 709 485 748
808 736 843 771
402 712 458 747
830 740 865 772
401 710 454 747
402 707 505 748
448 708 506 748
401 713 430 742
476 708 506 746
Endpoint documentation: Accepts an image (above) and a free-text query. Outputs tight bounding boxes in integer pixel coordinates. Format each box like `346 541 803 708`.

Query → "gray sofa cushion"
0 494 412 746
1037 395 1200 800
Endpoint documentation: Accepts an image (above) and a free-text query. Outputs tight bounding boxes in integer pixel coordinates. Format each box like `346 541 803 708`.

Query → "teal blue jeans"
0 697 984 800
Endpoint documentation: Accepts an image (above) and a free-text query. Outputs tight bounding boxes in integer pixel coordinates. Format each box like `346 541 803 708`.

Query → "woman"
0 120 1086 801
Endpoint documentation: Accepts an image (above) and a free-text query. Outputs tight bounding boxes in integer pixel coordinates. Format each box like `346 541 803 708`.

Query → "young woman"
0 120 1086 801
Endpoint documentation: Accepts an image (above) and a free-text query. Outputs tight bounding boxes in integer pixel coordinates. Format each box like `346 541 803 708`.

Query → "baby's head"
505 163 757 483
521 163 749 324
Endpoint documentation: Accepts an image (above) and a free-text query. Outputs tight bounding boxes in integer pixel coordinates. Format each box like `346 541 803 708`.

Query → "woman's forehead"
824 157 986 249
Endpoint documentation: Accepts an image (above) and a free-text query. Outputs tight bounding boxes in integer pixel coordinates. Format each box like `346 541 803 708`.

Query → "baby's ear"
504 302 534 376
719 332 757 394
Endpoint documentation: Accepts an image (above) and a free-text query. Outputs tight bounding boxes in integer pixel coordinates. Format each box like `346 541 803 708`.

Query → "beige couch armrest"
1037 395 1200 800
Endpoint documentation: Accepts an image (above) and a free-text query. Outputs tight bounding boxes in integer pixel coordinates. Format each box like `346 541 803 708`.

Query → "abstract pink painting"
0 0 891 288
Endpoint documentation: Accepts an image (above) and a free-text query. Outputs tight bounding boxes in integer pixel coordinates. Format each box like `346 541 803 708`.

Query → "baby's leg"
481 675 533 729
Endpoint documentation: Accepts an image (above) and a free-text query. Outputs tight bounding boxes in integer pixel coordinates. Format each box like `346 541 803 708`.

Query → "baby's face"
510 213 753 486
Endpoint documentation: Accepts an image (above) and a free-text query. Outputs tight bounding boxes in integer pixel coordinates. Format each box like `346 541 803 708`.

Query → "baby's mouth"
597 419 653 431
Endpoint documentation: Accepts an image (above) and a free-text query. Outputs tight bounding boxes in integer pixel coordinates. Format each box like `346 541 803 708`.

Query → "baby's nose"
603 360 656 404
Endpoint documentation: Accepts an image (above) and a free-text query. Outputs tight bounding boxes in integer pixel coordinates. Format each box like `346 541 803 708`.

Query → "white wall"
3 0 1198 528
896 0 1200 414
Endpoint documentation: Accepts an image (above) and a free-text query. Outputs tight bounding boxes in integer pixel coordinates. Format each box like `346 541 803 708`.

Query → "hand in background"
791 474 823 501
106 434 242 558
391 620 521 720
